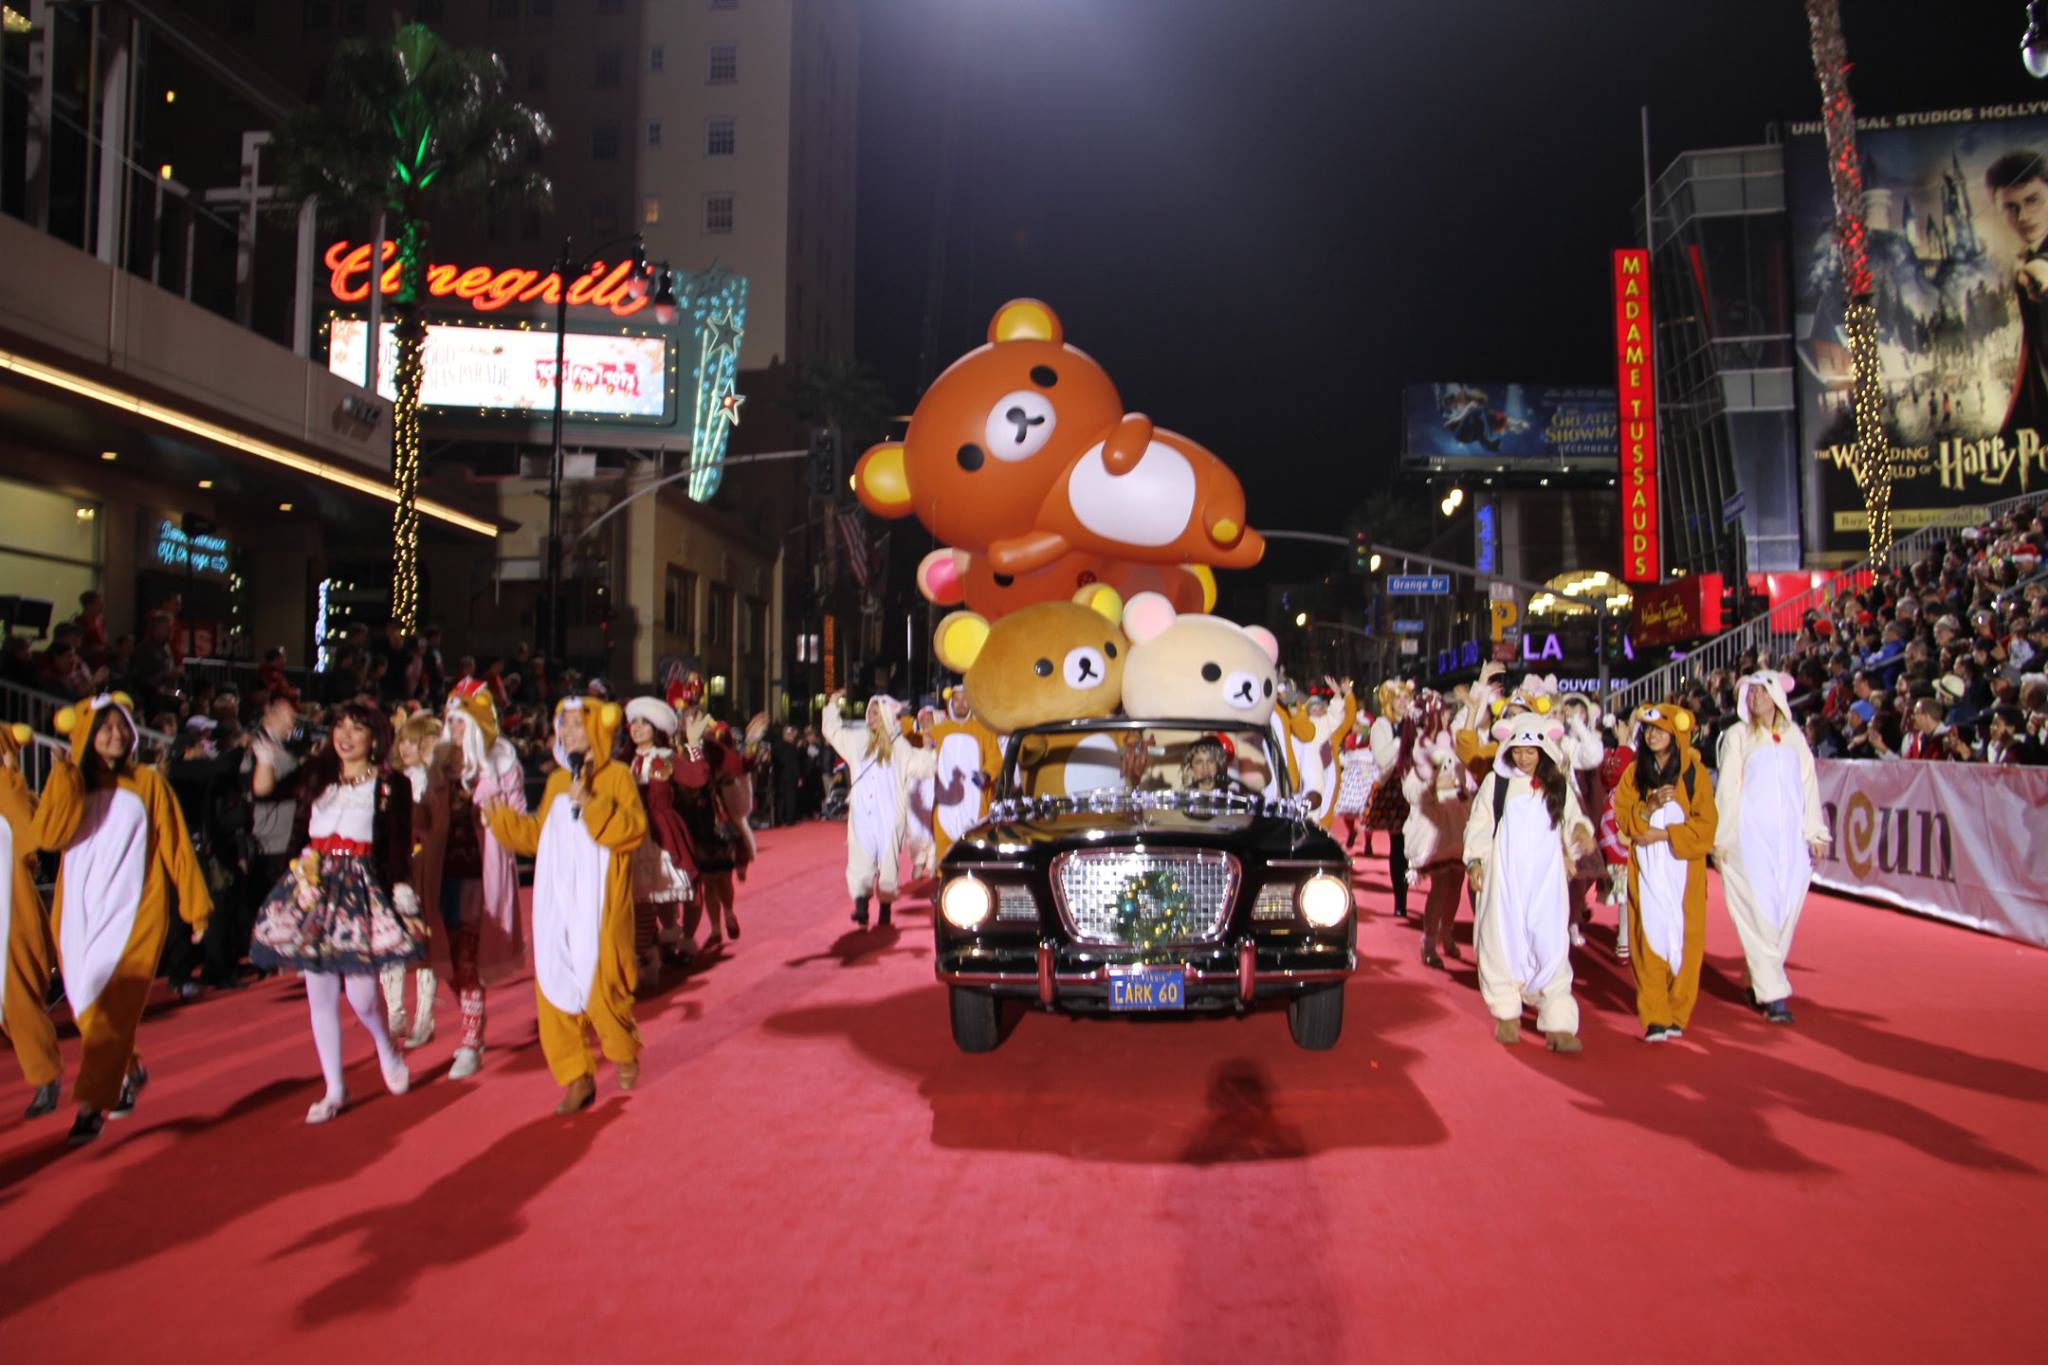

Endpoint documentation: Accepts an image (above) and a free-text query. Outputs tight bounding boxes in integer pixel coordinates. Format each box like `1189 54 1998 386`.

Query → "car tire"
949 986 1002 1053
1286 984 1344 1050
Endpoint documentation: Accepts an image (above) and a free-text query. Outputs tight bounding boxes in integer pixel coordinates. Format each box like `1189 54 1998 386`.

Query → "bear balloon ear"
987 298 1061 345
1243 625 1281 664
933 611 991 674
1490 719 1513 742
1073 583 1123 624
853 443 913 519
1121 591 1179 645
916 548 966 606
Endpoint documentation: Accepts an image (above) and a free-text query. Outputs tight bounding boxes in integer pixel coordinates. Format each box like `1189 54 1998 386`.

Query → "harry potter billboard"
1787 103 2048 555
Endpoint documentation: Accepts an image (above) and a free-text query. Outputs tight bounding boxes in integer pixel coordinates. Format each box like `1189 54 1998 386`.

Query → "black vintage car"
933 717 1357 1052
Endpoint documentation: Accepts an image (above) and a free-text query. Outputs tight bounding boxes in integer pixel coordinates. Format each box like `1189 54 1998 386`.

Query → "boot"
877 902 893 928
1545 1031 1584 1053
404 968 437 1049
1493 1018 1521 1045
379 963 409 1040
554 1074 596 1115
851 895 870 928
24 1080 60 1119
108 1059 149 1118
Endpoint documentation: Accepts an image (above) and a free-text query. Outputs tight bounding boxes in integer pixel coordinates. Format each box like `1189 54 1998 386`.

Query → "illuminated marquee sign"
328 318 670 420
1613 249 1659 583
323 240 652 318
150 518 229 576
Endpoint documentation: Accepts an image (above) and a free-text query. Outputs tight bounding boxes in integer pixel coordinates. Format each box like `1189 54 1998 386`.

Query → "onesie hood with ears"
1490 709 1567 778
53 691 139 763
1737 670 1796 726
553 694 623 774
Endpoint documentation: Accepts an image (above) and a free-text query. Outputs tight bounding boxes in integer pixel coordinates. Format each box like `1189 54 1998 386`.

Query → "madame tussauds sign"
1811 759 2048 949
323 241 654 318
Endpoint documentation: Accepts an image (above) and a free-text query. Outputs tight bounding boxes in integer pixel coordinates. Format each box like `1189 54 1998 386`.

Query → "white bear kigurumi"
1117 592 1283 791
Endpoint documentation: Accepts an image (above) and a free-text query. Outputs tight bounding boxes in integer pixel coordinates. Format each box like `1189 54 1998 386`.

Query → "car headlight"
940 876 993 930
1297 873 1351 929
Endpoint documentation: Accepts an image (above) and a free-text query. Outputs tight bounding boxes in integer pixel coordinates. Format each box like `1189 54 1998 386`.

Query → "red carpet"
2 820 2045 1362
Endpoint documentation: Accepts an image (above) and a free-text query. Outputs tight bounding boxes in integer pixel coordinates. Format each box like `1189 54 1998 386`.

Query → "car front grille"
1050 849 1240 947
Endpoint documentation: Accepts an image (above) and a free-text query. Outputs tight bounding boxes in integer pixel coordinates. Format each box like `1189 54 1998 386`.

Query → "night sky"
854 0 2042 584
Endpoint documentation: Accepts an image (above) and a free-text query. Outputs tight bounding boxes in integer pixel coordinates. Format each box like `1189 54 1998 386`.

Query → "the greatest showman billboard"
1787 102 2048 555
1400 383 1618 467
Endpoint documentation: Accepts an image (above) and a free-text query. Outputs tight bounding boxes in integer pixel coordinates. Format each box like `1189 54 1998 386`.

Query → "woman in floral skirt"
250 702 428 1123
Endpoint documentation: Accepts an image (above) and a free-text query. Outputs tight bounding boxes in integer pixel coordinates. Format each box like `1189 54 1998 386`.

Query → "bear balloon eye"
1263 678 1274 698
1103 641 1118 659
1222 671 1261 710
1030 365 1058 388
1200 662 1222 683
1033 658 1054 678
957 443 986 471
984 390 1057 462
1062 646 1106 688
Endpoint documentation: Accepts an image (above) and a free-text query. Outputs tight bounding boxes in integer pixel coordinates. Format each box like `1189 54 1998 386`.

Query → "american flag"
838 506 875 590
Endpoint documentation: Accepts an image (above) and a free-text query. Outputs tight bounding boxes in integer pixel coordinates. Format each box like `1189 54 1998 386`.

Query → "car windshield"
992 720 1300 818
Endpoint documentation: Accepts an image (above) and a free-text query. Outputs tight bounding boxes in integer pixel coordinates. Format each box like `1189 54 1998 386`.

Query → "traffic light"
1351 529 1372 574
1599 612 1632 664
808 426 841 500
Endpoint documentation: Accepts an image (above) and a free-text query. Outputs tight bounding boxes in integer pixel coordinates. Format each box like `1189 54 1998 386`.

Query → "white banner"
329 318 669 419
1811 759 2048 949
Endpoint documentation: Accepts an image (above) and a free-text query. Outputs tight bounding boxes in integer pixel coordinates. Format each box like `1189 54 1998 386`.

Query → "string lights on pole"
1805 0 1893 563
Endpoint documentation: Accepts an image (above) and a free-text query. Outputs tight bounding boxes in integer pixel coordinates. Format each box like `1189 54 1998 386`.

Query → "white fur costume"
1714 672 1827 1006
823 699 938 900
1463 715 1594 1034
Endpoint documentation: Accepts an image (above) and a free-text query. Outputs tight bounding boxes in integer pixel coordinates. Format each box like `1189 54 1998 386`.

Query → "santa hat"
626 695 680 735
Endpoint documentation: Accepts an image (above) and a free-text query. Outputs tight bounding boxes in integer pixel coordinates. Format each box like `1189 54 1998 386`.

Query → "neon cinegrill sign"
324 240 653 318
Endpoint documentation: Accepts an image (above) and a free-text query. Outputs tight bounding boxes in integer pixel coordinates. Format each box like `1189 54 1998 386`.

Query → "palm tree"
272 23 552 629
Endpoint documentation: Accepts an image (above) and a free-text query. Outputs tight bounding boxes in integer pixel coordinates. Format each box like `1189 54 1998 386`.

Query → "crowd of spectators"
1663 502 2048 767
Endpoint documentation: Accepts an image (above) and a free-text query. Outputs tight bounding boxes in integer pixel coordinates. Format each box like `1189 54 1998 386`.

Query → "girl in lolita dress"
623 693 694 982
251 702 428 1123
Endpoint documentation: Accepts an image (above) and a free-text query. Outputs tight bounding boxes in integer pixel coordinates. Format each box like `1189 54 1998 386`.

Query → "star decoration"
718 389 745 425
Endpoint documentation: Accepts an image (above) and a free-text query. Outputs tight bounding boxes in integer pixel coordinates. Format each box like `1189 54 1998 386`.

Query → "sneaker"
176 981 205 1002
1666 1025 1685 1040
1765 1000 1794 1025
1644 1025 1669 1043
448 1047 483 1081
1616 944 1630 962
67 1108 105 1146
24 1081 60 1119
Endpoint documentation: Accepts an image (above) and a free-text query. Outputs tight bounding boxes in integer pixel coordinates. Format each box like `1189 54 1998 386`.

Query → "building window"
706 117 735 157
707 583 729 645
644 198 661 225
527 51 546 91
664 567 697 639
592 125 620 160
646 119 662 146
594 48 622 89
650 44 664 71
708 43 737 84
703 193 734 235
592 196 619 234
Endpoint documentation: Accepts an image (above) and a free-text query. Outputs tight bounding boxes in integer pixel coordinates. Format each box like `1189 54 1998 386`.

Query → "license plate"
1107 966 1186 1011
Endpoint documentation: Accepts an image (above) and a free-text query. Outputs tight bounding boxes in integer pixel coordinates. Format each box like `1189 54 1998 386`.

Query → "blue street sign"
1722 490 1747 525
1386 574 1452 595
1392 619 1426 634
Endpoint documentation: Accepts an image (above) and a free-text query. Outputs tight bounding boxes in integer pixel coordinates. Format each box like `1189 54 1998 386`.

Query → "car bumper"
937 938 1354 1009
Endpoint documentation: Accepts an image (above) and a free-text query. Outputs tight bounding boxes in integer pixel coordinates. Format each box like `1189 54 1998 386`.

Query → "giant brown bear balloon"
854 300 1264 621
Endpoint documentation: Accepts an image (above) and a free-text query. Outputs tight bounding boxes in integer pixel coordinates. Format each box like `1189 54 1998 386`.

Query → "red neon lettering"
322 241 654 318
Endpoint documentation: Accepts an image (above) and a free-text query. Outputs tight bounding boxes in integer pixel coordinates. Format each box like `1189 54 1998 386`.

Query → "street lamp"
1294 611 1309 627
543 233 674 662
2027 1 2048 76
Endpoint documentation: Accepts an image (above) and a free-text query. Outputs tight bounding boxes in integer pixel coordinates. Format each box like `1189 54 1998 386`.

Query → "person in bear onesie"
932 586 1128 798
1115 592 1286 794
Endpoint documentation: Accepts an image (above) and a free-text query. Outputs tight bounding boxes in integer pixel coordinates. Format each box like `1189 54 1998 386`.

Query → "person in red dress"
672 676 755 954
623 694 695 984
